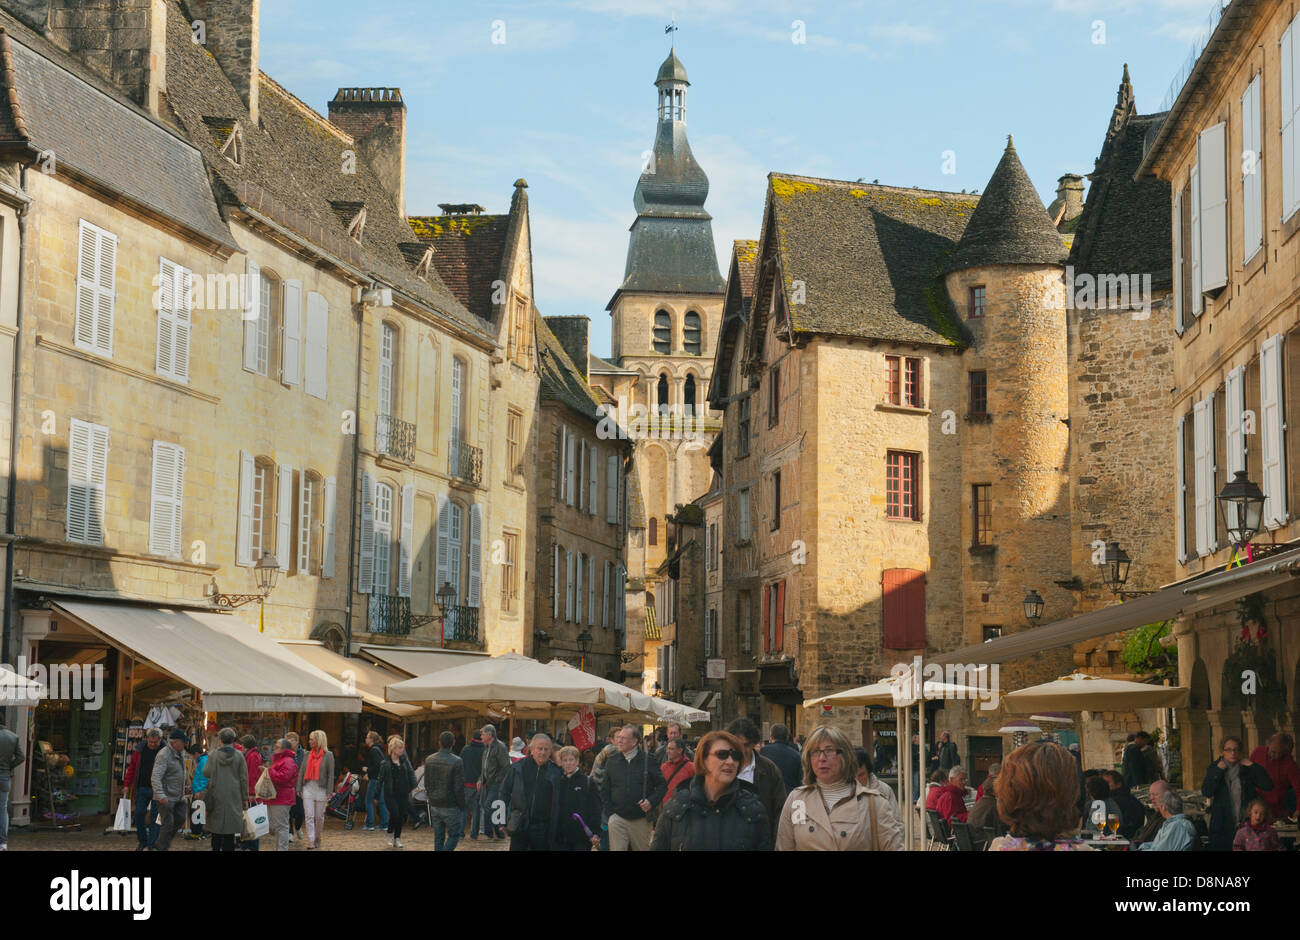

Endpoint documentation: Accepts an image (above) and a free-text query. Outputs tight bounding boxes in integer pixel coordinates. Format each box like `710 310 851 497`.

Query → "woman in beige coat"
776 726 903 851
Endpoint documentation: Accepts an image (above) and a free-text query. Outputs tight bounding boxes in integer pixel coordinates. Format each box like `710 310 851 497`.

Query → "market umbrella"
1030 712 1074 725
1002 673 1189 713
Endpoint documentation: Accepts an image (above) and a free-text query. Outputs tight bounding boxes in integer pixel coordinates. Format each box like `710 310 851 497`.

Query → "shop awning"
357 645 487 678
279 641 428 719
53 601 362 713
925 544 1300 668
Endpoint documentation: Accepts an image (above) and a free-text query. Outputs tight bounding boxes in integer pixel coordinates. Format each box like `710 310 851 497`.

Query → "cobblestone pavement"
6 814 510 852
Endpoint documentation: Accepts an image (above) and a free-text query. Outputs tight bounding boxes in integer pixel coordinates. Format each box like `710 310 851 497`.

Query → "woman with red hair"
990 741 1095 851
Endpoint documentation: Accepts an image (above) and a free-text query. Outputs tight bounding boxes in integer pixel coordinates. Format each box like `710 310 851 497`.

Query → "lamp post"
1217 471 1267 566
208 553 281 630
577 628 593 673
436 581 456 646
1023 589 1045 625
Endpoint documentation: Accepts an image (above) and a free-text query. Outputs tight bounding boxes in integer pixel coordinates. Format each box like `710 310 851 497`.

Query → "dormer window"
348 207 367 241
203 117 243 165
330 201 367 242
414 247 433 279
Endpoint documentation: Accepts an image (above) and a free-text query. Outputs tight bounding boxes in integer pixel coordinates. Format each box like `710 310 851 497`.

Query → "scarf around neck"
305 747 325 782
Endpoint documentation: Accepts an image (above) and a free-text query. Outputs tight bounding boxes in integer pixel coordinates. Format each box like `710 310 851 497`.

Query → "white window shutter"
587 554 595 624
94 227 115 355
556 427 565 500
149 441 185 557
322 476 337 578
565 428 576 505
576 439 584 512
467 504 482 607
67 419 91 543
75 223 97 350
435 495 450 596
1286 22 1300 221
156 258 175 377
1226 366 1245 477
1207 390 1217 551
297 476 312 574
606 455 618 523
1243 77 1263 263
588 444 598 515
85 422 108 544
1261 334 1288 527
282 279 303 387
175 265 192 380
1193 399 1209 556
575 551 584 624
1198 122 1228 293
1173 191 1184 334
602 561 611 629
357 471 375 592
398 483 414 598
237 450 255 565
277 465 293 571
565 549 574 621
304 293 328 400
1190 162 1203 316
1176 419 1188 564
552 543 560 619
243 257 260 371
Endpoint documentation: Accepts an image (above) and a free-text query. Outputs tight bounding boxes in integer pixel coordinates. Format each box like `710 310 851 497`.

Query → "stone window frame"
969 370 989 417
886 450 921 521
968 285 986 318
972 483 992 547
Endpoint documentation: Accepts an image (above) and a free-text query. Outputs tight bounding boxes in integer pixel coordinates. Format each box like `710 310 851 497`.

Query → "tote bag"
243 803 270 839
113 797 132 832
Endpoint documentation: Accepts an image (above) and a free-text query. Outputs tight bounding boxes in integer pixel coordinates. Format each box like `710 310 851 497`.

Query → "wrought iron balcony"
376 414 416 463
367 594 412 636
441 605 481 647
449 438 483 486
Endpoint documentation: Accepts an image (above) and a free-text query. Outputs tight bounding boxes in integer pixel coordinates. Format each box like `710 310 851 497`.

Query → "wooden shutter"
450 358 463 465
1190 162 1203 315
565 549 574 621
575 551 584 623
281 279 303 387
606 454 618 523
588 444 598 515
553 544 560 619
1173 191 1184 334
304 292 328 400
467 504 482 607
1261 334 1288 526
322 476 337 578
762 583 771 652
556 427 565 500
243 257 261 371
237 450 255 565
566 428 576 505
1285 19 1300 221
357 471 375 592
297 475 313 574
156 258 176 378
883 568 925 649
1193 398 1211 556
94 225 115 354
1243 76 1263 263
1176 417 1188 564
76 221 115 355
1226 366 1246 476
378 323 393 418
68 418 106 544
149 441 185 557
576 440 585 512
587 554 596 623
602 561 611 628
398 483 414 598
277 465 293 571
1198 122 1228 292
435 497 451 596
775 580 786 650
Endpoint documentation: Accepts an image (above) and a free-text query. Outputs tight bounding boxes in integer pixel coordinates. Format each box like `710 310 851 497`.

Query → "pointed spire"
1108 63 1135 141
945 138 1068 273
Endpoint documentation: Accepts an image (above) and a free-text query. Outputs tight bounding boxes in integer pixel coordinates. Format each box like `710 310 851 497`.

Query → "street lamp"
1099 541 1132 595
1217 470 1265 547
1023 589 1045 624
208 551 280 614
577 628 593 672
436 581 456 645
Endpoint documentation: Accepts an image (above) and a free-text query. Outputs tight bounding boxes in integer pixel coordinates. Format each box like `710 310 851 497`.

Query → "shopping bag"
243 803 270 839
113 797 132 832
254 766 276 801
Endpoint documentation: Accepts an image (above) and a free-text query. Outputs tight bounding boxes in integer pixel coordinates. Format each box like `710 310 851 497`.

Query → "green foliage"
1120 620 1177 681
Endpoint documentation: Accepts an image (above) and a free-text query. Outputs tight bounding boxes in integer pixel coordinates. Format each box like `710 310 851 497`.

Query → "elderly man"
1133 779 1170 845
477 724 510 840
935 765 970 825
1249 733 1300 821
124 729 164 851
504 733 562 851
1138 790 1198 851
1202 736 1273 851
599 725 666 851
660 738 695 805
653 723 693 764
151 729 189 851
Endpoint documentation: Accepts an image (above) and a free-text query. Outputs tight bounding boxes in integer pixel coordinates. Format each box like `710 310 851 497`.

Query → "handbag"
113 797 132 831
254 765 276 801
243 803 270 839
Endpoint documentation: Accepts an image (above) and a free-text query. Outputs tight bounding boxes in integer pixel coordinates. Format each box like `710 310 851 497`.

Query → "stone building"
532 315 631 683
588 50 724 695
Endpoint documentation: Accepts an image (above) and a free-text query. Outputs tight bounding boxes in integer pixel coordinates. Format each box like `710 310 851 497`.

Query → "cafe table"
1079 833 1132 851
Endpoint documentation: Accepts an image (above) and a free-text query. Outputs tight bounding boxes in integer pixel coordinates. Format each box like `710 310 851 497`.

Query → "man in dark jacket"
0 713 26 851
763 723 802 793
478 724 510 840
600 724 666 850
1202 736 1273 851
933 732 959 774
124 729 164 850
1122 731 1162 789
727 717 785 849
424 731 466 851
460 732 486 839
504 733 562 850
1101 770 1146 839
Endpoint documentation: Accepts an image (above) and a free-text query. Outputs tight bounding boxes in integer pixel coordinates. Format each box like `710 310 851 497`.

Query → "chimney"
329 88 406 215
545 316 590 381
37 0 168 117
186 0 260 123
1048 173 1085 229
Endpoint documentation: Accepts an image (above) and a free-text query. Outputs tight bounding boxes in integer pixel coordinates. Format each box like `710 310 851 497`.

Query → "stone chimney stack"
1048 173 1085 229
545 316 590 381
186 0 260 123
328 88 406 215
30 0 168 117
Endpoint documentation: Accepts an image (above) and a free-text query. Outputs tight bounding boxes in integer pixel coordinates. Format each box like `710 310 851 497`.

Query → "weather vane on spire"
665 15 678 49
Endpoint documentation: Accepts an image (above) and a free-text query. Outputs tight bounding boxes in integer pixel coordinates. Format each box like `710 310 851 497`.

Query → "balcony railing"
449 438 483 486
376 414 416 464
367 594 412 636
441 605 481 646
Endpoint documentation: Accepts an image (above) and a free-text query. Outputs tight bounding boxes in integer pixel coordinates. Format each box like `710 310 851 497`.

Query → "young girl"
1232 799 1282 851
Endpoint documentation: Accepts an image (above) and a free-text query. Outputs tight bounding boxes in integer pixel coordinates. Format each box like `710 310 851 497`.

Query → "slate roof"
588 352 632 374
709 239 757 408
160 5 488 337
761 174 978 347
0 19 234 250
410 212 510 322
1068 67 1172 291
944 138 1068 273
537 310 604 422
657 50 689 85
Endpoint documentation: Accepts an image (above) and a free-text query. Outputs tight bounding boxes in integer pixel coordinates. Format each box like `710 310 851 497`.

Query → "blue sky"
259 0 1221 358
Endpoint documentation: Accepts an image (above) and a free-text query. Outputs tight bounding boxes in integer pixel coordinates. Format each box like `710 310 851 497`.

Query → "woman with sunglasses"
651 731 770 851
776 725 903 851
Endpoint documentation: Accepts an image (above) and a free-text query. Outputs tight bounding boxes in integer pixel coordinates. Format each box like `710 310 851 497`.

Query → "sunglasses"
710 749 740 762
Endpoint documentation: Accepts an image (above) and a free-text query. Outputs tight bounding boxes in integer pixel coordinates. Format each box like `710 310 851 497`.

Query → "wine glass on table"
1106 813 1120 839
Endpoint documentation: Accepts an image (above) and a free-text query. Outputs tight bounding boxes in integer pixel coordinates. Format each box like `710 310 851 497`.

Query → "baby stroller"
327 771 361 830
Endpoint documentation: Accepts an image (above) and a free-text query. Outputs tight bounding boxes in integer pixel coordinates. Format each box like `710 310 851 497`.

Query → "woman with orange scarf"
297 730 336 849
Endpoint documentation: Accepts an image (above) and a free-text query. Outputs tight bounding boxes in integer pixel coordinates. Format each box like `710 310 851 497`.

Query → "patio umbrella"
1030 712 1074 725
1002 673 1189 712
540 660 703 727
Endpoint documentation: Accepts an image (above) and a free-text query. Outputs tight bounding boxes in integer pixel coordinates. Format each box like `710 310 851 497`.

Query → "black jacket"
934 740 959 773
366 744 386 780
737 752 786 849
460 740 485 786
423 749 466 809
556 770 603 848
378 754 416 804
1110 788 1146 839
1201 759 1273 851
762 740 803 793
504 757 563 846
600 748 667 820
651 776 770 851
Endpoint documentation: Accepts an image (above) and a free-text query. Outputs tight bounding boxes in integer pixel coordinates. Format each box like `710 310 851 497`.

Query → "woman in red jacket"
268 738 299 851
239 735 263 851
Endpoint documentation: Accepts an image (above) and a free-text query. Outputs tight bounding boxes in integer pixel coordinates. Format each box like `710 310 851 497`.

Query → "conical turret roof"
945 137 1067 273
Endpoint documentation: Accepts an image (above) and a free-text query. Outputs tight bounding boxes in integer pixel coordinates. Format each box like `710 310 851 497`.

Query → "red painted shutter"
904 571 926 648
883 568 925 649
763 584 771 652
776 580 786 650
